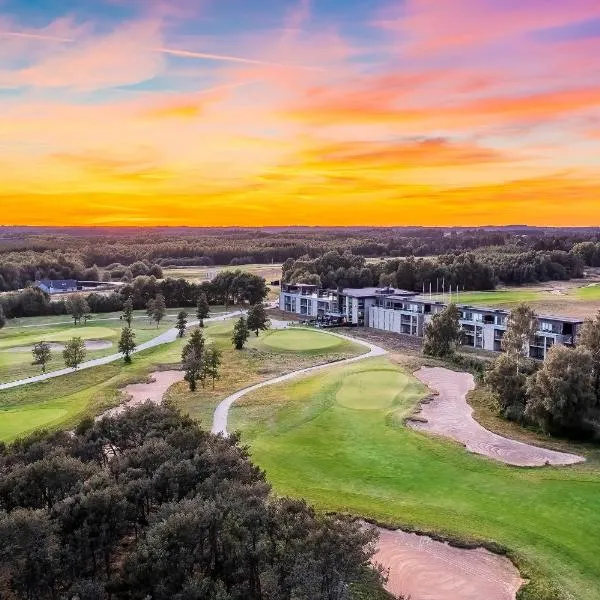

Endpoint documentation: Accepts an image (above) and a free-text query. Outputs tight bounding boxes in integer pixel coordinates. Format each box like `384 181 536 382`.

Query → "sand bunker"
5 340 112 352
374 527 524 600
99 370 184 420
410 367 584 467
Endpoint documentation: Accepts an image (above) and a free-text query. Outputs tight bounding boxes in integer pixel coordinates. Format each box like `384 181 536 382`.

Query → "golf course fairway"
230 357 600 600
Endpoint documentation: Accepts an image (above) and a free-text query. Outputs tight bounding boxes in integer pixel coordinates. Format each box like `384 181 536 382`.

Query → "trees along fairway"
229 357 600 600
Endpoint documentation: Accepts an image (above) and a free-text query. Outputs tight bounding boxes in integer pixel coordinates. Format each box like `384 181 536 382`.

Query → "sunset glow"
1 0 600 226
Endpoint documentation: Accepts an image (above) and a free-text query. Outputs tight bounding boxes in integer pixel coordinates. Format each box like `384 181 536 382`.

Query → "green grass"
230 358 600 600
258 328 346 353
574 283 600 301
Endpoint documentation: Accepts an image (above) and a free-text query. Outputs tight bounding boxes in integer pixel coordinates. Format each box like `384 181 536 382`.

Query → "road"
0 310 244 391
211 331 387 435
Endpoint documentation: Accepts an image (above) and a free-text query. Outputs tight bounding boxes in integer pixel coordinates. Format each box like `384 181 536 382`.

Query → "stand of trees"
0 270 268 320
283 248 584 293
486 309 600 440
0 404 387 600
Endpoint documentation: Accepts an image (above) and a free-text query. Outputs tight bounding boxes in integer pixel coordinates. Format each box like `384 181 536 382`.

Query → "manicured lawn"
230 358 600 600
574 283 600 301
258 328 347 353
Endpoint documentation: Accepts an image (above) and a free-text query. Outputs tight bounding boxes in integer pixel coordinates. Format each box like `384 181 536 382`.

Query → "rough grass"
230 357 600 600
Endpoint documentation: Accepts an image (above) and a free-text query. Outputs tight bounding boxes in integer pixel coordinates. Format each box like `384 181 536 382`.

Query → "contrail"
0 31 74 42
152 46 322 71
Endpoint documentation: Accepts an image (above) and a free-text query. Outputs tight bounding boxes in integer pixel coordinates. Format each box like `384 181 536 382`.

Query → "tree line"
422 303 600 441
0 270 269 319
1 227 598 291
283 248 584 292
0 403 389 600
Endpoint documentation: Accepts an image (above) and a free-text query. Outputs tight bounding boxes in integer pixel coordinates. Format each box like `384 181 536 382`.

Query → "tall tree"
118 327 136 364
423 304 462 358
526 345 596 436
247 302 270 336
63 337 86 369
196 293 210 327
176 310 188 338
579 312 600 399
32 341 52 374
182 329 205 392
203 346 222 389
149 294 167 328
232 316 250 350
66 295 90 326
501 304 537 373
122 296 134 327
0 303 6 329
486 354 530 422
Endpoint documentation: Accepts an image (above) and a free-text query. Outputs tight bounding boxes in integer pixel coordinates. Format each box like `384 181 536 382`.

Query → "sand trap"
99 370 184 420
410 367 584 467
374 527 524 600
4 340 113 352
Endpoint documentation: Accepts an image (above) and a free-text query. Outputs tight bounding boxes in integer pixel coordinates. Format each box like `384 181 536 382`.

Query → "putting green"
337 370 406 410
260 329 343 352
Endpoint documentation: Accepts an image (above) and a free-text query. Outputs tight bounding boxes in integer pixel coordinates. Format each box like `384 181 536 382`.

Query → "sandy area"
374 527 524 600
99 370 184 420
410 367 584 467
5 340 113 352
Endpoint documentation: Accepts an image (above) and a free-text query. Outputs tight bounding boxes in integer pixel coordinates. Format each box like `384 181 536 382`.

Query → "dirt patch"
374 527 524 600
99 370 184 420
4 340 112 352
410 367 584 467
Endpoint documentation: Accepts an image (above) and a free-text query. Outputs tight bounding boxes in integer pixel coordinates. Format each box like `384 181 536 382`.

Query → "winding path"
0 311 243 391
211 331 387 435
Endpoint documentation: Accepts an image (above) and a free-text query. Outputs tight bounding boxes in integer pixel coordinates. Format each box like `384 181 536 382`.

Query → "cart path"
211 331 387 435
411 367 584 467
0 311 243 391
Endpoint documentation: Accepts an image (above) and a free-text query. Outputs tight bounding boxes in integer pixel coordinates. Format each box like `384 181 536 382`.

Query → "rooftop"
341 287 417 298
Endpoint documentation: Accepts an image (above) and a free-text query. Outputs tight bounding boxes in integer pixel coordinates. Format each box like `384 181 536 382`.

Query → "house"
279 284 583 359
34 279 79 294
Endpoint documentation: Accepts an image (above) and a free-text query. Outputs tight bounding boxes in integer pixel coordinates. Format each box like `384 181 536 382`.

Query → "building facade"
280 284 583 359
35 279 79 294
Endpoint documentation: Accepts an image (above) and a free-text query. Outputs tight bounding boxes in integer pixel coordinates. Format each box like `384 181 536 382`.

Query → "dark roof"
341 287 417 298
35 279 78 290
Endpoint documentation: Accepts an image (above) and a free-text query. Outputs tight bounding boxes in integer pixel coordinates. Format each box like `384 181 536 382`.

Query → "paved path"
211 331 387 435
0 311 243 391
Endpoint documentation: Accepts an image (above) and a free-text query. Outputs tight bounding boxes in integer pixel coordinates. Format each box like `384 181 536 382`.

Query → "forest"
0 226 599 292
0 270 268 319
0 403 386 600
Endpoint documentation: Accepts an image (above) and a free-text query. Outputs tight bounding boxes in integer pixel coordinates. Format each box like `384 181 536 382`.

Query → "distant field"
162 263 282 284
434 280 600 319
231 357 600 600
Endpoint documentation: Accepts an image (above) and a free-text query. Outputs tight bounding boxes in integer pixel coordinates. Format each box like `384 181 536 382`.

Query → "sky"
1 0 600 227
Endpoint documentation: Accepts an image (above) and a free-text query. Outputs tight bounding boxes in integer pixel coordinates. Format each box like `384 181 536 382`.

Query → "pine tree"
182 329 205 391
203 346 222 389
176 310 188 338
502 304 537 374
118 327 136 364
247 303 270 336
149 294 167 328
232 316 250 350
122 296 134 327
196 293 210 327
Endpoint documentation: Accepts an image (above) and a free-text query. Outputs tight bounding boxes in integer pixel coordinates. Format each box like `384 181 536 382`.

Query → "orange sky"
1 0 600 226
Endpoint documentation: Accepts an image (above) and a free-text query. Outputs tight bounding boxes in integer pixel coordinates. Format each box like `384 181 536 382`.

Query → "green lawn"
258 328 347 353
575 283 600 301
230 358 600 600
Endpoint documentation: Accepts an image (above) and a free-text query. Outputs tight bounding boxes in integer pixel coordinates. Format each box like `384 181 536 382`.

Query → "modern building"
34 279 79 294
279 283 583 359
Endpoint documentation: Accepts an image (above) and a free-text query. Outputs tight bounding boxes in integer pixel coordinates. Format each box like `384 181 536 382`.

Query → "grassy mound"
259 328 345 352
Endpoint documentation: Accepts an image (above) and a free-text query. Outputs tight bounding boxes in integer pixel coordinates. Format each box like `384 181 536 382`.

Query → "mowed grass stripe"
230 358 600 600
